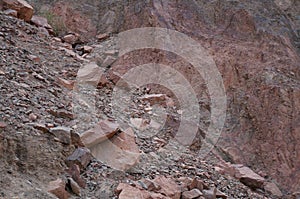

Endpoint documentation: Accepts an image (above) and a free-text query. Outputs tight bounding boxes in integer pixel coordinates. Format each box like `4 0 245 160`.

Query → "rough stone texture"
80 120 119 148
2 0 33 21
49 126 72 145
47 178 70 199
264 182 283 197
31 15 52 29
233 164 265 189
65 147 92 169
182 189 202 199
89 127 140 171
153 176 181 199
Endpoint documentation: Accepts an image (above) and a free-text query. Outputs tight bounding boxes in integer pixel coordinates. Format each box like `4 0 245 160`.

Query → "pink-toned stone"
57 77 74 90
233 164 265 189
47 178 70 199
182 189 202 199
63 34 79 44
153 176 181 199
264 182 283 197
89 128 140 171
96 33 109 41
80 120 119 148
31 15 52 29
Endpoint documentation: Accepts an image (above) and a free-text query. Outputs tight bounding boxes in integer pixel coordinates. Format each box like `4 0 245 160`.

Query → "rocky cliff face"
1 0 299 198
26 0 300 194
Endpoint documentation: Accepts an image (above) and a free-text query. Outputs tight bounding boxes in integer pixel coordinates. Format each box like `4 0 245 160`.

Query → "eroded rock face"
8 0 300 194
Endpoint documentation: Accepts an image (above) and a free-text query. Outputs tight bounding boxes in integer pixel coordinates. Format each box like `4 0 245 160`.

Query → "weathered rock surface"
47 178 70 199
65 147 92 169
80 120 119 148
2 0 33 21
89 127 140 171
233 164 265 189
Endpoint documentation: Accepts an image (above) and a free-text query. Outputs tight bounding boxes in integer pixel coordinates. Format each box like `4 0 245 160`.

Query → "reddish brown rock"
96 33 109 41
182 189 202 199
153 176 181 199
139 178 161 192
66 164 85 188
83 45 93 53
28 54 41 62
76 62 103 86
89 127 140 171
62 34 79 44
47 178 70 199
264 182 283 197
80 120 119 148
233 164 265 189
116 183 150 199
57 77 74 90
31 15 52 29
65 147 92 169
2 0 33 22
177 177 192 192
189 177 208 191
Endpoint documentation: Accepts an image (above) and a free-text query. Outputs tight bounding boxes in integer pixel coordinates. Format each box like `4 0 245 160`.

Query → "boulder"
65 147 92 169
116 183 150 199
264 182 283 197
80 120 119 148
2 0 33 22
96 33 109 41
89 127 140 171
202 187 217 199
233 164 265 189
63 34 79 44
47 178 70 199
182 189 203 199
76 62 103 86
153 176 181 199
49 126 72 145
31 15 52 29
66 164 86 188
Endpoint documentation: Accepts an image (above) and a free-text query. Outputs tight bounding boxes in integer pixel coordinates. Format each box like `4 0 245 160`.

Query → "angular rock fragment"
49 126 72 145
264 182 283 197
47 178 70 199
66 164 86 188
2 0 33 22
233 164 265 189
67 177 81 196
182 189 203 199
80 120 119 148
89 127 140 171
65 147 92 169
153 176 181 199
